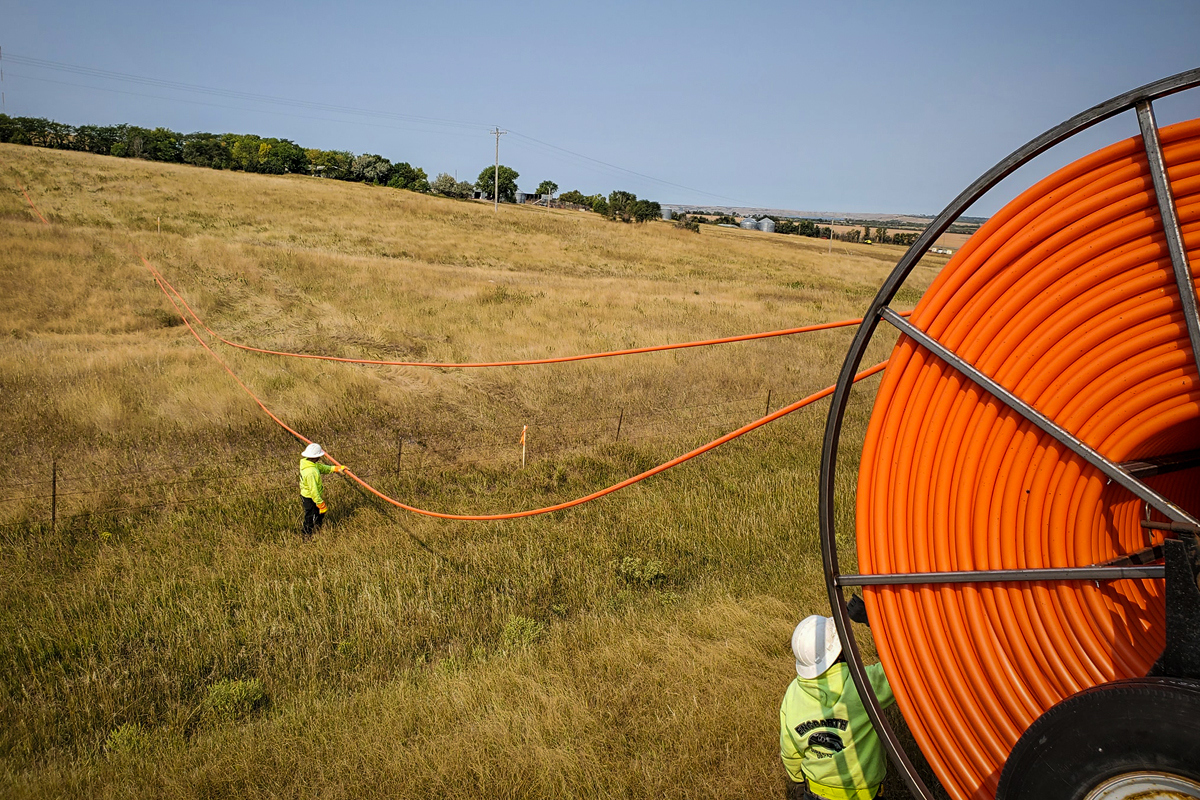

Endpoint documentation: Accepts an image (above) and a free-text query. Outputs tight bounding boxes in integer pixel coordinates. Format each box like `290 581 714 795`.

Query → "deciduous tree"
631 199 661 222
431 172 457 195
308 150 354 180
389 162 430 192
558 189 591 206
182 133 232 169
475 165 519 202
353 153 393 184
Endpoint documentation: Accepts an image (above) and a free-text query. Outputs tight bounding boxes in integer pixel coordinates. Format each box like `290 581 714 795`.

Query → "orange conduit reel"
818 69 1200 800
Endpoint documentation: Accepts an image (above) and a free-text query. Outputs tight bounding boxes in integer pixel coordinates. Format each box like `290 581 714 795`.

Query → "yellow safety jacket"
779 662 895 800
299 457 334 509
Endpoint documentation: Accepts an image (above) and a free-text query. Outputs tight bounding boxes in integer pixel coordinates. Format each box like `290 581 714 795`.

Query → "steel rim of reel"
817 67 1200 800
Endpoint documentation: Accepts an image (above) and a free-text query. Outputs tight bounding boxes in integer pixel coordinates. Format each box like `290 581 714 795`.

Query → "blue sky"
4 0 1198 215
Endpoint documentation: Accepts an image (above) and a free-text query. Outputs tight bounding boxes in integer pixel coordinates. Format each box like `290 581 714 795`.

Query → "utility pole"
491 127 507 212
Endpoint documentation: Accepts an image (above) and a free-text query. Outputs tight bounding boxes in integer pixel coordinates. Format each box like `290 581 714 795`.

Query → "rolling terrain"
0 143 946 798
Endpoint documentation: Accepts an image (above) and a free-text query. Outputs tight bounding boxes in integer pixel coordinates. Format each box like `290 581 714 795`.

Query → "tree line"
670 211 923 244
834 225 920 245
557 189 662 222
0 113 440 189
0 114 932 242
0 114 665 221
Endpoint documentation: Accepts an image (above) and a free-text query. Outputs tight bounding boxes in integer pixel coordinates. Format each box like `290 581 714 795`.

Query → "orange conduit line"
16 172 905 367
17 178 49 224
340 361 887 520
140 252 888 520
141 257 314 446
147 263 906 368
857 117 1200 800
15 172 891 518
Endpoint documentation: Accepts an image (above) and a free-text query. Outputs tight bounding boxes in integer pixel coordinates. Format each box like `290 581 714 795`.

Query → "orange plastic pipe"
14 170 904 369
18 180 49 225
146 262 900 368
857 118 1200 800
15 171 893 520
141 253 888 520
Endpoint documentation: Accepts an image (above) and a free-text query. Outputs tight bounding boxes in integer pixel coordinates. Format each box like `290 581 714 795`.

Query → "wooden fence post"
615 408 624 442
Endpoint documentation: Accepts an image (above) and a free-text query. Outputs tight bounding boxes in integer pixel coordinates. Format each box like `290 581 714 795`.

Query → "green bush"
103 722 146 757
500 615 544 652
613 556 667 588
204 678 267 722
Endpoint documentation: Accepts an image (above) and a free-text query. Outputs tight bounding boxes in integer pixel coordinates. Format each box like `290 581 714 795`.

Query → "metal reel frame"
817 67 1200 800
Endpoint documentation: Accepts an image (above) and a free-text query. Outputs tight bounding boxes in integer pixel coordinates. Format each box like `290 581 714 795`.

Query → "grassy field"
0 143 946 798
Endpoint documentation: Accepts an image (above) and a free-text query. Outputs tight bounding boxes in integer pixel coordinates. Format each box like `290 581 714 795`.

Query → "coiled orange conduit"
857 117 1200 799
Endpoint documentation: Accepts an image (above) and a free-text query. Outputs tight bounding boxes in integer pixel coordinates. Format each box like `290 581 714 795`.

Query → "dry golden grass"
0 143 943 798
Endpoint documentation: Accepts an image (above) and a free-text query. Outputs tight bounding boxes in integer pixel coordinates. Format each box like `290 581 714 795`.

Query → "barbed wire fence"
3 380 823 533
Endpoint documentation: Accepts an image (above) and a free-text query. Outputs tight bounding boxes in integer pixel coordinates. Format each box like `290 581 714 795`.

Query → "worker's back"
780 661 893 799
780 615 894 800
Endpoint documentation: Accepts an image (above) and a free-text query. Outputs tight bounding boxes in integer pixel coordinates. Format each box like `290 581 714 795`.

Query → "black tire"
997 677 1200 800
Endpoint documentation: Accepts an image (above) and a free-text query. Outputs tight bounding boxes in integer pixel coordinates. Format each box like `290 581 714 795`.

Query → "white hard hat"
792 615 843 679
302 443 325 458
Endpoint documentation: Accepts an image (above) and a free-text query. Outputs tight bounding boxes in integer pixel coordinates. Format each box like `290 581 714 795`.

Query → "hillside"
0 143 945 798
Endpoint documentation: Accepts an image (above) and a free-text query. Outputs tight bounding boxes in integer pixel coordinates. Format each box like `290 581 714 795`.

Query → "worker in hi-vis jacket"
299 442 345 538
780 601 895 800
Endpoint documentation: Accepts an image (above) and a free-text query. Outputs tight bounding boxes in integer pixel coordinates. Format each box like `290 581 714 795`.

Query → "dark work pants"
301 497 325 536
786 780 823 800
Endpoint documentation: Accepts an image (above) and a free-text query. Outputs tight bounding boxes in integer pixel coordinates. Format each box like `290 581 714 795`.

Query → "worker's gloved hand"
333 465 346 474
317 502 328 514
847 594 869 625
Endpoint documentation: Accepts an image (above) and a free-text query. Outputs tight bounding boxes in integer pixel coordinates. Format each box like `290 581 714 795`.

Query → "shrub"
431 172 456 195
204 678 267 722
612 556 667 588
103 722 146 757
500 615 544 652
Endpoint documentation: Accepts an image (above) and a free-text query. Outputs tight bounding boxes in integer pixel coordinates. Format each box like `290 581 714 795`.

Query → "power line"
3 51 740 203
506 131 744 204
3 53 486 132
4 72 488 141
